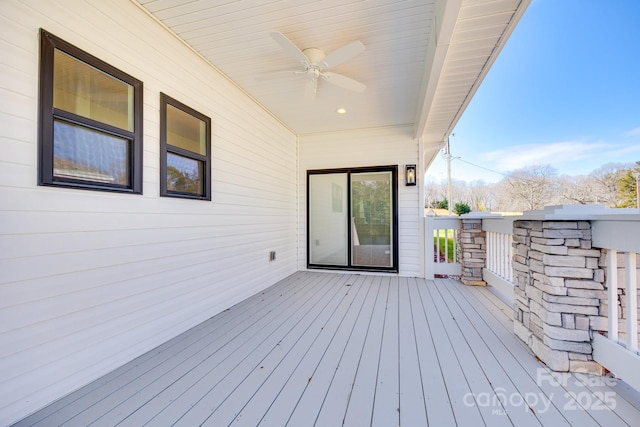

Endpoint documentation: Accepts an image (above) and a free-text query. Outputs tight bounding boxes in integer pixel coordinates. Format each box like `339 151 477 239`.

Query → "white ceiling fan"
270 31 366 101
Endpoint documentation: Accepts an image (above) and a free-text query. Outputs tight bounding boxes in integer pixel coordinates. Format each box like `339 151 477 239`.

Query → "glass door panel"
350 171 393 268
308 173 348 266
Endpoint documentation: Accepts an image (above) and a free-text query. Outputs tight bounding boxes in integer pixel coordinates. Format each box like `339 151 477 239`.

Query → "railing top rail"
426 216 462 229
592 219 640 254
482 216 518 234
518 204 640 222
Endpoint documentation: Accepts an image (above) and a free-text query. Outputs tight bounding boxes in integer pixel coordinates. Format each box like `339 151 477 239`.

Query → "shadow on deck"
13 272 640 426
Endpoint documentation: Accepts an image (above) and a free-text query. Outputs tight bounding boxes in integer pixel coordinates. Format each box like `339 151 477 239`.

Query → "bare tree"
589 162 632 207
505 165 558 211
426 161 639 213
557 175 598 205
465 181 498 212
424 180 447 208
425 178 496 211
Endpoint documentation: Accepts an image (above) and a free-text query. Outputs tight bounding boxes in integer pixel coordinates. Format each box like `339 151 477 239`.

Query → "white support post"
626 252 638 352
608 249 619 341
425 216 435 280
443 228 448 263
496 233 500 273
502 234 508 281
452 229 458 264
494 233 499 276
452 228 457 262
509 233 514 282
500 233 504 277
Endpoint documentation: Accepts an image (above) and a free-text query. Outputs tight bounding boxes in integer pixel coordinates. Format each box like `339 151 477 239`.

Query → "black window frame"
38 29 143 193
160 93 212 201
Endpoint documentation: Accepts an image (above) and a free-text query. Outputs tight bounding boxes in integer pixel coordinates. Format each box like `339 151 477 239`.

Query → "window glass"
308 173 349 266
351 171 393 268
53 49 134 131
166 152 203 194
166 104 206 155
53 120 129 185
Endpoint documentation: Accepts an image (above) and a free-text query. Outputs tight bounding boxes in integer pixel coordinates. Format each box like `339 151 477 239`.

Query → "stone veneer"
459 218 487 285
512 219 608 374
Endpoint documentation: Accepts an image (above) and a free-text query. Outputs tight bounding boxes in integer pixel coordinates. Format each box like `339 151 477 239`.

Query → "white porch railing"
424 214 516 298
424 216 461 280
424 206 640 388
482 216 517 303
592 219 640 391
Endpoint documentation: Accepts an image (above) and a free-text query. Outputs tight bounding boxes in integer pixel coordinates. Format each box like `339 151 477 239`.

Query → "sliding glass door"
308 166 397 272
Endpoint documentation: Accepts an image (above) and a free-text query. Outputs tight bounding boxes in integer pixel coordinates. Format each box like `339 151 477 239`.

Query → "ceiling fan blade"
256 69 304 81
271 32 309 65
322 72 366 93
321 40 365 69
304 77 317 102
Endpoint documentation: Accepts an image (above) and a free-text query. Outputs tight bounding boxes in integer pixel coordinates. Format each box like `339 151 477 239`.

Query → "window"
38 29 143 193
160 93 211 200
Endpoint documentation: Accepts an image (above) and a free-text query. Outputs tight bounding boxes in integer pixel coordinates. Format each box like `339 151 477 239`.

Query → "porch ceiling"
134 0 529 164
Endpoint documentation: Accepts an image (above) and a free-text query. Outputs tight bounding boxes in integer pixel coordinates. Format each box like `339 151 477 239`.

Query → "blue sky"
426 0 640 183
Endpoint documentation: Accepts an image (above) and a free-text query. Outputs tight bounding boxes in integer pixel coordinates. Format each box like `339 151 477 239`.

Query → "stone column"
512 218 605 374
459 218 486 285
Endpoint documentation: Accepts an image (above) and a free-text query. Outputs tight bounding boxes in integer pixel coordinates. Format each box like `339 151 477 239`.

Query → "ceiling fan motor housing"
302 47 326 66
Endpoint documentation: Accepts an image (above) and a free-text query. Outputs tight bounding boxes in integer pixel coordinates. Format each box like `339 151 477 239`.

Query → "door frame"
306 165 398 273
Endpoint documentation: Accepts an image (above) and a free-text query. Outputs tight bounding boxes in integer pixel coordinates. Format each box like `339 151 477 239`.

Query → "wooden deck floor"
14 272 640 426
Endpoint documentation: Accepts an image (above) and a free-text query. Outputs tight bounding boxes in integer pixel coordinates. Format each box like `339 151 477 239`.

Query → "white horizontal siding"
0 0 297 425
298 126 422 277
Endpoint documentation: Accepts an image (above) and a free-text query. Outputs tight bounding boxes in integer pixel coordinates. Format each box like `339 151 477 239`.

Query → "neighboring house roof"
425 208 458 217
134 0 530 170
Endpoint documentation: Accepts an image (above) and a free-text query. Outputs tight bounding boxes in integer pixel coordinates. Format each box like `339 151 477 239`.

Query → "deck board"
144 273 351 426
230 274 367 425
286 274 374 426
371 275 400 427
193 274 358 426
417 279 483 426
13 271 640 427
398 277 428 426
428 279 514 427
341 275 389 427
26 273 312 427
312 274 380 426
408 277 458 426
100 272 341 426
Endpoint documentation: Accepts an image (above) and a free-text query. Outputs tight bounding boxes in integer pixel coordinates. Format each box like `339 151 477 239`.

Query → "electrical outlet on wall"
269 251 276 262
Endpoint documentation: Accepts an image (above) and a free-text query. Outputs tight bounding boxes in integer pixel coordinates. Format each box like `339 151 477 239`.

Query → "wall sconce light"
405 164 417 186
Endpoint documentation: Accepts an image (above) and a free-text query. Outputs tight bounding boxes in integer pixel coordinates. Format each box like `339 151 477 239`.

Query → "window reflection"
166 152 203 195
53 120 129 185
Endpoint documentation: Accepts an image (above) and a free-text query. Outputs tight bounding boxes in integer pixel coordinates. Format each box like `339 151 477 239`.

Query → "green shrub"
454 202 471 215
433 230 455 262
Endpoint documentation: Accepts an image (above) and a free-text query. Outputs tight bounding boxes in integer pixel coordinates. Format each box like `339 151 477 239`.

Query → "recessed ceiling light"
336 108 347 114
